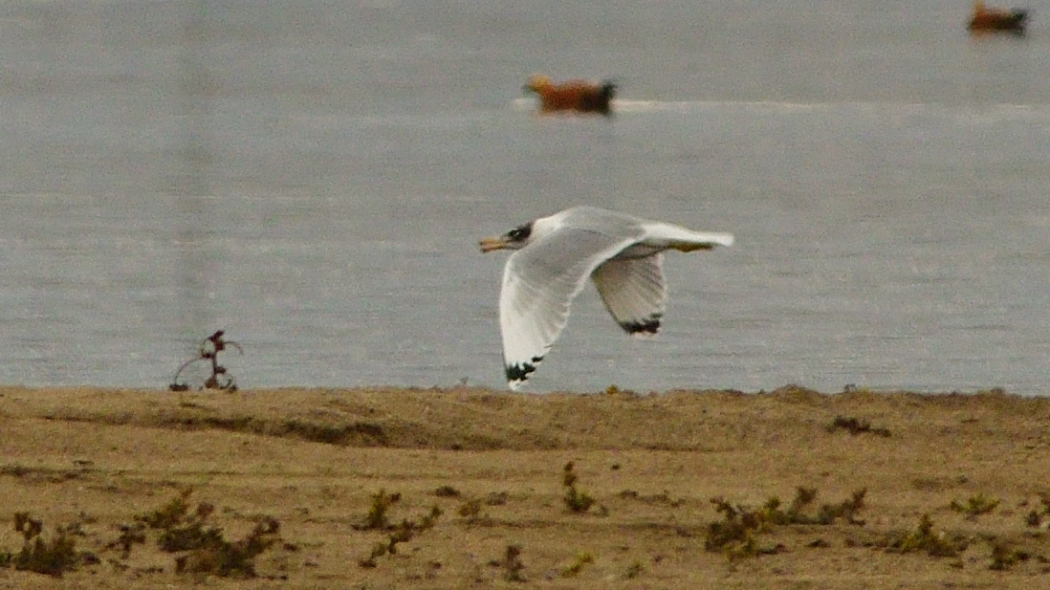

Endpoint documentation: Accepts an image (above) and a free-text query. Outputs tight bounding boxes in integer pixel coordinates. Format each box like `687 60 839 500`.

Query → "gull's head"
479 221 534 253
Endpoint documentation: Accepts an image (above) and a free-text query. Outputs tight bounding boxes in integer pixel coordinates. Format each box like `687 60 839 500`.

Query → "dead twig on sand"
170 330 242 392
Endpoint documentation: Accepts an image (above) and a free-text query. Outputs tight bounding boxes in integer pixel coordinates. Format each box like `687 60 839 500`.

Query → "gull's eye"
507 224 532 242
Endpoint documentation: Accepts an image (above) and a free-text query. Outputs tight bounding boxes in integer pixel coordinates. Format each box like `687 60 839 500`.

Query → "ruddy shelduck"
968 1 1029 33
523 74 617 116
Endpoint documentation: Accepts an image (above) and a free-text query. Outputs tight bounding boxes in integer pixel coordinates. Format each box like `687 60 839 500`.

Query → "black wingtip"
620 315 661 336
505 356 543 388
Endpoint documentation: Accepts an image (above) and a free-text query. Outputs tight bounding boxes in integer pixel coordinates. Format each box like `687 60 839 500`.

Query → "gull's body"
479 206 733 390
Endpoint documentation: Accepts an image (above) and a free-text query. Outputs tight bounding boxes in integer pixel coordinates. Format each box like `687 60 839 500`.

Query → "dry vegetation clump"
485 491 510 506
135 488 194 527
764 486 867 526
0 464 84 484
130 488 282 578
1 489 286 580
105 522 147 558
989 542 1033 571
354 489 401 531
456 498 484 523
356 490 442 568
827 415 891 437
704 487 867 559
704 496 780 558
559 551 594 577
1025 493 1050 528
497 544 525 582
433 485 461 498
135 489 223 552
0 512 83 577
562 462 600 514
174 517 281 578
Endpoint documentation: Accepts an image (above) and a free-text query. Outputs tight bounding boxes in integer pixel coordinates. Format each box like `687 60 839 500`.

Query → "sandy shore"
1 384 1049 588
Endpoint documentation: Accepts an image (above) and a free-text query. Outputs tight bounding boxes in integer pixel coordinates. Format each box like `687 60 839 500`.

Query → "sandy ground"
1 384 1049 589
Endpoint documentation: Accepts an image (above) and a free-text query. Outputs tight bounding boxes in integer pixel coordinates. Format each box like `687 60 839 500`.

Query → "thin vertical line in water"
174 0 219 359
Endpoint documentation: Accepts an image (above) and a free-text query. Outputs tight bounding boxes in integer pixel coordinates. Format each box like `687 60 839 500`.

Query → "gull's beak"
479 235 507 253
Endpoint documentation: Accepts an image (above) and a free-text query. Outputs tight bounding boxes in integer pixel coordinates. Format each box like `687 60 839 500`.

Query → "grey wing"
591 254 666 336
500 228 638 389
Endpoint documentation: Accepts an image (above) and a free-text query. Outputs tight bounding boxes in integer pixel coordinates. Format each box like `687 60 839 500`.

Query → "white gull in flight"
479 206 733 390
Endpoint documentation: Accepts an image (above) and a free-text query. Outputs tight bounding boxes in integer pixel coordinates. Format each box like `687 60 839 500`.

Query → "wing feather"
591 255 666 336
499 228 638 389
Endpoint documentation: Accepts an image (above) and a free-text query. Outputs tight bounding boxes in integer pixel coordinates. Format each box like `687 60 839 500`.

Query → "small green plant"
560 551 594 577
889 514 966 557
355 489 402 531
950 494 1000 518
562 462 596 513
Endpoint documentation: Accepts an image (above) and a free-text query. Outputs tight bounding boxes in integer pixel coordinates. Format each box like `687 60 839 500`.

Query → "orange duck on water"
968 1 1029 33
523 74 617 116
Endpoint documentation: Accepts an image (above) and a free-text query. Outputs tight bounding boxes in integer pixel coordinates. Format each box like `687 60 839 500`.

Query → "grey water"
1 0 1049 394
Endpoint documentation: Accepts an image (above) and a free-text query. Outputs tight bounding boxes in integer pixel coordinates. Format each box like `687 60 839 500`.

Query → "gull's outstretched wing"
500 227 640 389
591 255 666 336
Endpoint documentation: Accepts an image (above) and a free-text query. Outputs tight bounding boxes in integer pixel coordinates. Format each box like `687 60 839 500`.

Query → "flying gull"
479 206 733 390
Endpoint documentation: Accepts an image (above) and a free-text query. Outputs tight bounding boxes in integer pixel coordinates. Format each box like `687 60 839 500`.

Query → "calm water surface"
1 0 1049 393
